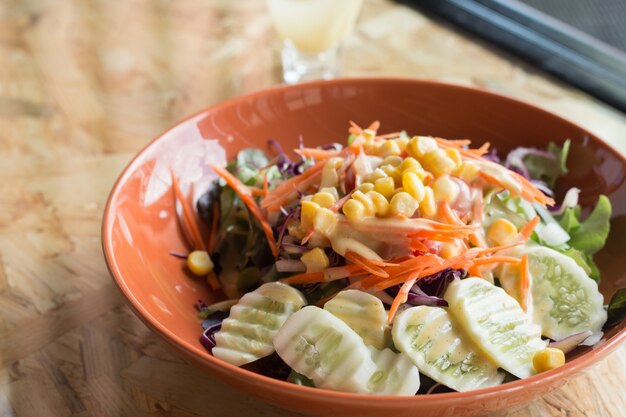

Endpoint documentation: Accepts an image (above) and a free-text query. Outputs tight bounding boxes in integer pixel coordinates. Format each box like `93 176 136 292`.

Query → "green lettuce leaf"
560 195 611 256
524 140 570 187
235 148 269 185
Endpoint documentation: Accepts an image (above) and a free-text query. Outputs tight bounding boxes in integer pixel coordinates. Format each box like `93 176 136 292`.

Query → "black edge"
403 0 626 113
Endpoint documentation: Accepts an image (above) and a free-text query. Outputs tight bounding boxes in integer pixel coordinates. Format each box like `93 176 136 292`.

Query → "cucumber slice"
274 306 377 393
499 246 606 343
392 306 504 392
275 306 420 395
324 290 388 349
445 277 547 379
367 347 420 396
213 283 306 366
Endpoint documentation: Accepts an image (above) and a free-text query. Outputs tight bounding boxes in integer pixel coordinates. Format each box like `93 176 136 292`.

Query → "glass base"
280 40 340 84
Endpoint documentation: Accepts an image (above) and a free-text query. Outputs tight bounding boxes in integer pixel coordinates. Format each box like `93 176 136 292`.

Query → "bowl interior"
103 79 626 399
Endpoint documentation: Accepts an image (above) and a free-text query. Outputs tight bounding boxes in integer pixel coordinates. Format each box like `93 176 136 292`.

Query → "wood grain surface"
0 0 625 416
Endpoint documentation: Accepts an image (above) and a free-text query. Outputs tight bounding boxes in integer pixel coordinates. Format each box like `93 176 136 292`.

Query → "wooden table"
1 1 624 416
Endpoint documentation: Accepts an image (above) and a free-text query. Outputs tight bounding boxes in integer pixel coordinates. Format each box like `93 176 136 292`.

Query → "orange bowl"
102 78 626 417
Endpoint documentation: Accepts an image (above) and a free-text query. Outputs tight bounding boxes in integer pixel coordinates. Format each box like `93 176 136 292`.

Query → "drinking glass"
267 0 363 84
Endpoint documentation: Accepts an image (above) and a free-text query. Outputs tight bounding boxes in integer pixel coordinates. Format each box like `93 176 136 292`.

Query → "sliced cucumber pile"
392 306 503 392
274 305 420 395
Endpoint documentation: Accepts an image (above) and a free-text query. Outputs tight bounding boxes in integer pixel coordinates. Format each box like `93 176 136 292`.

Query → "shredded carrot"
377 131 402 139
249 187 266 197
263 172 269 196
281 264 364 285
468 233 482 248
210 164 278 257
519 254 530 312
301 229 315 245
261 159 327 210
410 239 429 252
330 192 353 213
468 265 481 277
345 251 388 278
171 169 206 251
472 241 524 257
519 216 540 240
387 276 416 324
295 148 341 160
367 120 380 131
440 202 465 226
475 141 491 156
349 120 363 136
472 256 521 266
281 271 324 285
345 251 398 267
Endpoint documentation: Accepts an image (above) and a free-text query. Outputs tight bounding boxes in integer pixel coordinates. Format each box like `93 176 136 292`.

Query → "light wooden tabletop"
1 0 625 416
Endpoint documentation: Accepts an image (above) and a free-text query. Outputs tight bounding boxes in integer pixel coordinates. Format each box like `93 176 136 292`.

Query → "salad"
170 121 626 395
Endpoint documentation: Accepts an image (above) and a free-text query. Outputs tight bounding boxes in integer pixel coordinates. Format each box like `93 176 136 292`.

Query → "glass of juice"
267 0 363 84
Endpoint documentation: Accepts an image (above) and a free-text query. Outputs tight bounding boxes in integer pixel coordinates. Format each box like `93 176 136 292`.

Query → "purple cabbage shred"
199 310 228 352
483 148 500 163
277 206 301 249
267 138 310 177
386 268 464 307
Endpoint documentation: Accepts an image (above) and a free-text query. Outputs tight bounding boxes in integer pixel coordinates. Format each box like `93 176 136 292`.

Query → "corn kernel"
445 148 462 167
357 183 375 193
440 243 462 259
366 191 390 217
187 250 214 276
319 187 340 201
533 348 565 373
381 164 402 185
352 191 376 216
379 140 401 157
487 218 518 246
365 141 381 156
400 157 422 173
301 247 330 273
395 138 409 153
424 149 456 176
362 129 376 141
374 177 395 199
365 168 387 183
421 186 437 217
342 199 366 222
314 208 338 236
432 175 460 203
389 192 419 218
312 191 336 208
408 136 438 158
402 172 426 202
301 200 320 229
382 155 403 167
327 157 343 169
454 160 480 182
